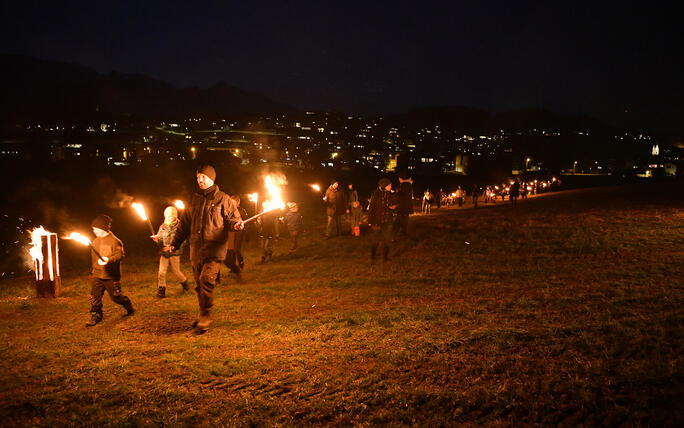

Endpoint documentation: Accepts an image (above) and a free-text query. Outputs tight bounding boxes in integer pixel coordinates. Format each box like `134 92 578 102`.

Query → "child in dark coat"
86 214 134 326
351 200 362 236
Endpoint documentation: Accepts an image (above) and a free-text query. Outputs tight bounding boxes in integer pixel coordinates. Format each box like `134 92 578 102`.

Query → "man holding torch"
164 165 244 334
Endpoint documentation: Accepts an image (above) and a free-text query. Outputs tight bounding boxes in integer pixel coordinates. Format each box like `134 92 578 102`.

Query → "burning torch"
174 200 185 210
132 202 156 236
63 232 105 263
242 176 286 225
310 184 324 196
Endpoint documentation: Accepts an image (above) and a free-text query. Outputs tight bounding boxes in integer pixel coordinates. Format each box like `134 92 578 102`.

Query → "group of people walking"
85 165 421 334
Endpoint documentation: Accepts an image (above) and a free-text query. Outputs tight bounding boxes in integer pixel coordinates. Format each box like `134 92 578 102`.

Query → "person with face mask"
86 214 134 326
153 206 189 298
165 164 244 334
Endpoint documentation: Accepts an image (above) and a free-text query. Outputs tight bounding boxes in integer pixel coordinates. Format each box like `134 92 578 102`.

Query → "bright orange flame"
63 232 92 246
174 200 185 210
29 226 57 281
311 184 321 192
247 192 258 203
29 226 50 263
262 175 286 212
132 202 148 220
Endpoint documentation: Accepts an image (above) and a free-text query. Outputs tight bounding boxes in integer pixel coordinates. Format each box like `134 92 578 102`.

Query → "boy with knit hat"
152 206 189 298
86 214 134 326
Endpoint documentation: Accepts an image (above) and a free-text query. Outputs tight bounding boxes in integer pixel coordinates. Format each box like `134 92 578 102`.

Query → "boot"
123 301 135 316
180 280 189 291
156 287 166 298
86 312 102 327
194 314 211 334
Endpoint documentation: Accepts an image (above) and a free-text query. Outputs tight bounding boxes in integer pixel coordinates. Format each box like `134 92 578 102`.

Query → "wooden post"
34 233 61 298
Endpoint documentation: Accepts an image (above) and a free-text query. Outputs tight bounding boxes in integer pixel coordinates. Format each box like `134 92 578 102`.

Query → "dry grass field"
1 182 682 426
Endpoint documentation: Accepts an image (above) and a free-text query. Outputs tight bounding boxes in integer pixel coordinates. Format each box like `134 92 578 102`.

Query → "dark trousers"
370 224 393 260
289 230 300 251
326 215 342 237
394 214 409 237
90 278 132 315
225 231 244 273
191 259 221 317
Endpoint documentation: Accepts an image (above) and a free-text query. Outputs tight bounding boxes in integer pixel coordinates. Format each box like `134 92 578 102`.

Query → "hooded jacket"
170 185 242 262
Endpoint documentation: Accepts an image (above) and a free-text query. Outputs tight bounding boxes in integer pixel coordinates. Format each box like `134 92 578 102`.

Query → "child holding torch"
153 206 189 298
86 214 134 326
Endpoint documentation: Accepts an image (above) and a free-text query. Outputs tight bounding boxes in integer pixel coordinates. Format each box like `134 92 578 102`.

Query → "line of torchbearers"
29 165 552 334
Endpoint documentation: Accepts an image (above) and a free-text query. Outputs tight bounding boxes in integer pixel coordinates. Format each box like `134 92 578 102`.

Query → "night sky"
2 1 683 131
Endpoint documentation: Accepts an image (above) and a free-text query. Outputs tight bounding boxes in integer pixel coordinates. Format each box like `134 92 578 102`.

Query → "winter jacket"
351 205 363 227
324 186 346 216
91 232 124 281
156 221 183 257
284 211 304 233
170 185 242 263
367 188 397 226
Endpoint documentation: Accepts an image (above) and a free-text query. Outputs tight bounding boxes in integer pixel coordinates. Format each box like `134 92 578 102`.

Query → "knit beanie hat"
196 164 216 181
91 214 112 232
287 201 298 210
378 177 391 188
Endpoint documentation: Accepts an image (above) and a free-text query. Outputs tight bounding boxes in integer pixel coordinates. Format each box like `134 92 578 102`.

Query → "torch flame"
311 184 321 192
63 232 92 246
131 202 148 221
262 175 286 212
247 192 258 203
174 200 185 210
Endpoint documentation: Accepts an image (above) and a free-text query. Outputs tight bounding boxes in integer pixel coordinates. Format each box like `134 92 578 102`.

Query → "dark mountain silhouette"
0 54 292 123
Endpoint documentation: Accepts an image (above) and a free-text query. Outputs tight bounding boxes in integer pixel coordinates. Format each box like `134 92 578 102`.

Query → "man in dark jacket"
166 165 243 334
367 177 397 261
394 172 414 237
323 180 346 238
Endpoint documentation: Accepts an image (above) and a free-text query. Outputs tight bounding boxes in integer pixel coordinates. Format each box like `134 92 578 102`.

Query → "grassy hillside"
1 182 682 426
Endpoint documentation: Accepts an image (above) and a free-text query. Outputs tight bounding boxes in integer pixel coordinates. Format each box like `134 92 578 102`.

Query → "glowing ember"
247 192 258 203
262 175 286 212
63 232 92 246
131 202 148 220
174 200 185 210
310 184 321 192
